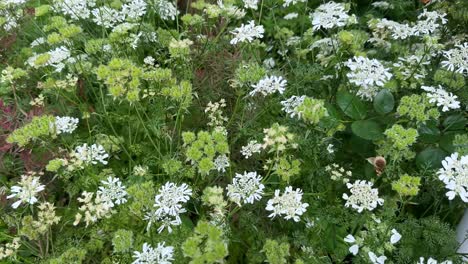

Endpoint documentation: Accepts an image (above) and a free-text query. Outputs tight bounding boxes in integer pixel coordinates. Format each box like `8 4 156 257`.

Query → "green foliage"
262 239 290 264
6 115 55 147
112 229 133 253
182 221 228 263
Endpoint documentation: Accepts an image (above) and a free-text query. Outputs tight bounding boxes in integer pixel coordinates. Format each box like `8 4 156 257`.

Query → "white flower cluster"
91 7 123 28
214 154 230 173
282 0 306 8
310 1 351 31
145 182 192 233
371 1 393 10
153 0 179 21
53 0 96 20
418 257 453 264
205 99 228 128
344 228 400 257
7 175 45 209
325 163 351 183
280 95 306 119
121 0 147 21
132 242 174 264
414 9 447 36
369 251 387 264
230 20 264 45
97 176 128 207
227 171 265 206
266 186 309 222
27 46 72 72
421 85 460 112
441 42 468 76
243 0 258 10
343 180 384 213
345 56 393 101
73 191 114 226
54 116 79 134
74 143 109 165
344 234 360 255
0 238 21 260
249 75 287 96
393 55 430 80
240 140 262 159
437 153 468 202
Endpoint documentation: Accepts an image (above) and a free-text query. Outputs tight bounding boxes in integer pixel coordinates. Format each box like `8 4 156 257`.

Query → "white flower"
280 95 305 119
243 0 258 10
97 176 128 207
132 242 174 264
227 171 265 206
230 20 264 45
121 0 147 20
263 58 275 69
241 140 262 159
144 56 156 65
53 0 96 20
422 85 460 112
153 0 179 20
326 144 335 154
310 1 350 31
441 42 468 76
345 56 392 101
284 13 298 20
7 175 45 209
413 9 447 36
91 7 122 28
369 251 387 264
266 186 309 222
214 154 230 173
437 153 468 202
371 1 393 9
250 75 287 96
343 180 384 213
27 46 72 73
418 257 453 264
54 116 79 134
283 0 306 8
390 228 401 244
344 234 359 255
74 143 109 165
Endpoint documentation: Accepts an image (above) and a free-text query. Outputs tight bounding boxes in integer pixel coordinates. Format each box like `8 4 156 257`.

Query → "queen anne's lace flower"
230 20 264 45
345 56 393 101
153 0 179 20
54 116 79 134
54 0 96 20
343 180 384 212
421 85 460 112
240 140 262 158
441 42 468 76
7 175 45 209
214 154 230 173
418 257 453 264
132 242 174 264
74 143 109 165
243 0 258 9
310 1 350 31
250 76 287 96
97 176 128 207
91 7 123 28
281 95 306 119
413 9 447 36
437 153 468 202
266 186 309 222
227 171 265 206
121 0 147 21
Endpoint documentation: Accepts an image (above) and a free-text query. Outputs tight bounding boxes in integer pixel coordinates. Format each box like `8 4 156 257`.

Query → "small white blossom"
74 143 109 165
343 180 384 213
326 144 335 154
144 56 156 65
121 0 148 21
53 0 96 20
422 85 460 112
369 251 387 264
132 242 174 264
7 175 45 209
227 171 265 206
214 154 230 173
266 186 309 222
310 1 350 31
441 42 468 76
344 234 359 255
243 0 258 10
280 95 306 119
390 228 402 244
437 153 468 202
230 20 264 45
54 116 79 134
284 13 299 20
153 0 179 20
283 0 306 8
371 1 393 10
250 75 287 96
97 176 128 207
241 140 262 159
418 257 453 264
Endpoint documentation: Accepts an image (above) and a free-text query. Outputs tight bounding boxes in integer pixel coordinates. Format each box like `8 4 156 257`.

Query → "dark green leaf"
351 120 384 140
443 114 467 131
416 147 447 170
336 89 367 120
373 89 394 114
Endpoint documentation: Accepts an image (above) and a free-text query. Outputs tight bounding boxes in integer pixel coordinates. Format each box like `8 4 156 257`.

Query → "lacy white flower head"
121 0 147 21
144 56 156 65
240 140 262 159
227 171 265 206
91 7 123 28
27 46 72 72
230 20 264 45
154 182 192 216
418 257 453 264
284 13 299 20
344 234 360 255
421 85 460 112
368 251 387 264
97 176 128 207
265 186 309 222
7 174 45 209
390 228 402 244
283 0 306 8
263 58 275 69
345 56 393 101
371 1 393 10
74 143 109 165
73 191 114 226
53 0 96 20
250 75 287 96
310 1 350 31
214 154 230 173
437 153 468 202
243 0 258 10
54 116 79 134
153 0 179 21
281 95 306 119
325 163 351 183
441 42 468 76
343 180 384 213
132 242 174 264
413 9 447 36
